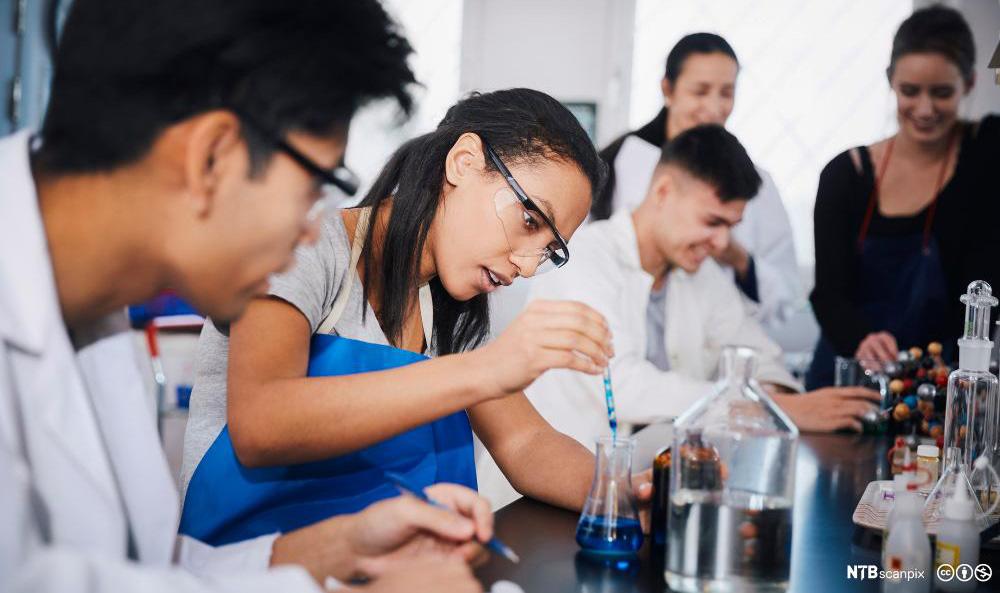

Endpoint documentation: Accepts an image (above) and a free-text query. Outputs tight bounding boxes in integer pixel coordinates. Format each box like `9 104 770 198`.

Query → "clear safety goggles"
493 187 567 275
236 108 359 226
484 141 569 275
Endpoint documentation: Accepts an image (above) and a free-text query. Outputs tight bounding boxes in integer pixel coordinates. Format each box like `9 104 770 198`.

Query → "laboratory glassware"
666 345 798 592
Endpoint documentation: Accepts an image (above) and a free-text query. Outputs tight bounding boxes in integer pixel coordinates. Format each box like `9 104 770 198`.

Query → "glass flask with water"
575 437 644 556
665 346 799 592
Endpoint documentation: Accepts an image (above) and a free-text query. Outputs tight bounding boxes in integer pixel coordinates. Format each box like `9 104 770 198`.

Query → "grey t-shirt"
645 280 670 372
179 212 391 499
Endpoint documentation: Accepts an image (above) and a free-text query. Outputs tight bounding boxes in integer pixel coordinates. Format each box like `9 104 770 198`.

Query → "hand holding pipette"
473 300 614 397
385 472 520 563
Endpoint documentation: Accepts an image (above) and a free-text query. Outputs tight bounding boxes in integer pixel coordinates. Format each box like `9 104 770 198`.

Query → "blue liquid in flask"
575 515 643 555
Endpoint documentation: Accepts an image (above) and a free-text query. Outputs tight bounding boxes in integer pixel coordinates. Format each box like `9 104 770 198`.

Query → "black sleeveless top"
810 115 1000 356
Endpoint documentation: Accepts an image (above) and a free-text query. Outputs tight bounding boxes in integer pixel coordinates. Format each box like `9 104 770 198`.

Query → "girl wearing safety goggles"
179 88 652 548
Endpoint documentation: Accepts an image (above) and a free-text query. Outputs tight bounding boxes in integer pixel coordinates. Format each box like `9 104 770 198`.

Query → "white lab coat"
611 136 802 335
522 210 801 450
0 131 319 593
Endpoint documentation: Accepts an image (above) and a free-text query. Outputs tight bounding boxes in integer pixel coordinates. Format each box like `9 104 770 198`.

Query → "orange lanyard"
856 129 958 254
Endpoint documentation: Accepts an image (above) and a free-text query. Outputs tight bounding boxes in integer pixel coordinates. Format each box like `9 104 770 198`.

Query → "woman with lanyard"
178 88 652 549
806 5 1000 388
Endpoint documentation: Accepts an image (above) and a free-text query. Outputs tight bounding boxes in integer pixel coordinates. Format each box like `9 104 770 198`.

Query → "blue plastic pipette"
603 366 617 439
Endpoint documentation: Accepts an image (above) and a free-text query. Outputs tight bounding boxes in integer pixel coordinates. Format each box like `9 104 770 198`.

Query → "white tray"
853 480 999 542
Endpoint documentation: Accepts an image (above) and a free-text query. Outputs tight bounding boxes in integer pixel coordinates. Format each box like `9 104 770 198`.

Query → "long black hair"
357 88 606 355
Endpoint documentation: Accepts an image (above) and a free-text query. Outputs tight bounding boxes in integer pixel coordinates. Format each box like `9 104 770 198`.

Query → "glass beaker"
666 346 798 593
575 437 643 556
834 356 890 433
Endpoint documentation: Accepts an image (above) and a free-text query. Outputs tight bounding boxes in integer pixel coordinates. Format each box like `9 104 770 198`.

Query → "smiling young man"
591 33 803 342
519 125 882 449
0 1 490 592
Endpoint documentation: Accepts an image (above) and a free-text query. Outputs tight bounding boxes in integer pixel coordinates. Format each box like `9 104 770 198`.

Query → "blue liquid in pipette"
603 367 617 439
575 515 643 555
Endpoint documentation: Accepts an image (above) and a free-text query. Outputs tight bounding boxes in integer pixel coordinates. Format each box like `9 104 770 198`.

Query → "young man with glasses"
0 1 490 592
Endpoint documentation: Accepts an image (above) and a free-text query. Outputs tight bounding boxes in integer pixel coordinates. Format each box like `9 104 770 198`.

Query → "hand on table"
474 300 614 397
854 331 899 364
271 483 492 583
772 388 882 433
348 484 493 576
631 469 653 534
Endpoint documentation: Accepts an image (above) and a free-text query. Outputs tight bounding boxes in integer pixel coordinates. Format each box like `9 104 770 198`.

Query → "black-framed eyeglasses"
237 110 359 197
482 140 570 270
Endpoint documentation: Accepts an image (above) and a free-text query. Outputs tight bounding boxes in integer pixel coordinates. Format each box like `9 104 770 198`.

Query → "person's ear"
182 110 244 218
649 167 673 207
964 71 976 95
444 132 486 188
661 78 673 106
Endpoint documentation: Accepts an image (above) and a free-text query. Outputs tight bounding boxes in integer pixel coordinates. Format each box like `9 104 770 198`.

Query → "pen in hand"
384 471 520 563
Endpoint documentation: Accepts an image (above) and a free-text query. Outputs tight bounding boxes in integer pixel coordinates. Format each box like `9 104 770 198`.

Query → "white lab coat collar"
0 131 55 354
605 210 704 376
0 130 125 534
606 209 655 280
0 131 179 564
605 209 701 366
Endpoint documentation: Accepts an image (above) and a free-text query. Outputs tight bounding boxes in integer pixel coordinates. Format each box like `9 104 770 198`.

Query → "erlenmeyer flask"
968 454 1000 521
924 451 986 527
576 437 643 555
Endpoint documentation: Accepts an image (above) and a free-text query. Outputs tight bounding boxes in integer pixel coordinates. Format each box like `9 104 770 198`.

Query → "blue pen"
603 366 617 439
384 472 520 563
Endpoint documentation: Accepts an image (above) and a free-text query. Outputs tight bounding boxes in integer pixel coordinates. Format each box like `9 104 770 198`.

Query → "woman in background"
595 32 802 338
807 5 1000 388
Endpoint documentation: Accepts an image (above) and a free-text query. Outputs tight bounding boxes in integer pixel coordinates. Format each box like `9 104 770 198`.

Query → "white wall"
460 0 636 146
629 0 914 268
459 0 640 336
343 0 465 203
960 0 1000 118
914 0 1000 117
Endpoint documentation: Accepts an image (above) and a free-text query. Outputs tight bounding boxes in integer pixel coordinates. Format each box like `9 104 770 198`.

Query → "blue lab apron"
178 333 477 546
806 142 951 389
